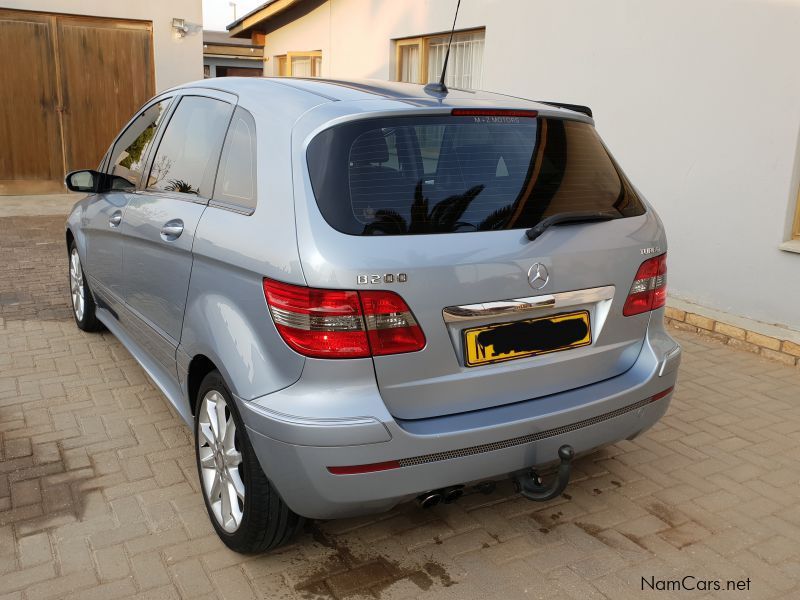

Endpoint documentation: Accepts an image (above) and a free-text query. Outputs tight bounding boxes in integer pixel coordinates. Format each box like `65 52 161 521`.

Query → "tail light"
263 278 426 358
360 290 426 356
623 253 667 316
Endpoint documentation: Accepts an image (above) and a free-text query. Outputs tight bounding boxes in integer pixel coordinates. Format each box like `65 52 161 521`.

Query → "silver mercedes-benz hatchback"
65 77 680 553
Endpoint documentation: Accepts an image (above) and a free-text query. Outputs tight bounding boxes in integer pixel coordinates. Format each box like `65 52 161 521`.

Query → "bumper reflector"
327 460 401 475
648 386 674 403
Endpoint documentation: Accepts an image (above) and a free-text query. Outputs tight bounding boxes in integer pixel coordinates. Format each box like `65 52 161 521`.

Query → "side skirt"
96 307 193 426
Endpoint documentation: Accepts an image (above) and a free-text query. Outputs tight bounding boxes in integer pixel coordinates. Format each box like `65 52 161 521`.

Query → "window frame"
793 189 800 240
275 54 288 76
276 50 322 77
139 89 236 205
395 37 427 84
210 106 258 216
103 94 175 189
394 28 485 87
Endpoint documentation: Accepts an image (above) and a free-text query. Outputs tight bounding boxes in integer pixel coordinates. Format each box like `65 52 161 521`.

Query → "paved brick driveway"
1 213 800 599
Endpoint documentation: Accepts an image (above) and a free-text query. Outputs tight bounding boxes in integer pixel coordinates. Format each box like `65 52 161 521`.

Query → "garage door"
0 9 154 195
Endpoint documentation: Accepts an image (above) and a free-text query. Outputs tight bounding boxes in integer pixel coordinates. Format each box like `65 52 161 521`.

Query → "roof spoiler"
536 101 593 118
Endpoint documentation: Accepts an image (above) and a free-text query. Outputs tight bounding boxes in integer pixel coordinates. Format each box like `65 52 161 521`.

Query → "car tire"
194 370 304 553
68 240 103 332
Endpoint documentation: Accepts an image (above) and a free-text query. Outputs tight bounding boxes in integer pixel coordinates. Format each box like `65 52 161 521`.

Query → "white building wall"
262 0 800 333
2 0 203 91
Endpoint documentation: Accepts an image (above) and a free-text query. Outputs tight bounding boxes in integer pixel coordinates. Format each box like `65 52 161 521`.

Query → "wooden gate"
0 9 154 195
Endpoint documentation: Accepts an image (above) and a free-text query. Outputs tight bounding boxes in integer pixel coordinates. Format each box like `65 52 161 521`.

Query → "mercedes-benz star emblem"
528 263 549 290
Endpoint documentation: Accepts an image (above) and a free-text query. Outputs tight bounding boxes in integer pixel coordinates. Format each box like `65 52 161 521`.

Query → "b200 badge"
357 273 407 284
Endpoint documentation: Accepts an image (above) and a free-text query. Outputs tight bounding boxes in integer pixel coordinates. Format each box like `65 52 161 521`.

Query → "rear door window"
307 115 644 235
145 96 233 198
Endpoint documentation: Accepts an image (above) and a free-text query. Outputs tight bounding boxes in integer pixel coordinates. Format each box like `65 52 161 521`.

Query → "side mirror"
65 170 136 193
65 170 102 193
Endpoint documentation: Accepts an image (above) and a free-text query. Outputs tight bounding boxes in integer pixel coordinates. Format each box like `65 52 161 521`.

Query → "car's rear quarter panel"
179 83 328 402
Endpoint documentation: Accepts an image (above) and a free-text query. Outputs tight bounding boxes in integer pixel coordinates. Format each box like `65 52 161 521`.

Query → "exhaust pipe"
417 492 442 508
417 485 464 508
442 486 464 504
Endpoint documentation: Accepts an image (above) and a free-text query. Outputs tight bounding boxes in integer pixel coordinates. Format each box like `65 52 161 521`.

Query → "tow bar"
514 445 575 502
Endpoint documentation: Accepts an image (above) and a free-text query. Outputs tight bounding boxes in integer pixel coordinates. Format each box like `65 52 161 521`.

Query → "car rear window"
306 114 645 236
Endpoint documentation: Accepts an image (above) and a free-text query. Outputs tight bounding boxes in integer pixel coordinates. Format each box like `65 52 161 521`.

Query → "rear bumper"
236 313 680 519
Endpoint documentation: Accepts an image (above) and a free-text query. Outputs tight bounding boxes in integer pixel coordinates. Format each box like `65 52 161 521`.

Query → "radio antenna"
424 0 461 95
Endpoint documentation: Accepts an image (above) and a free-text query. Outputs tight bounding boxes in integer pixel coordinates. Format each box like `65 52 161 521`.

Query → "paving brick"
25 570 97 600
130 552 171 591
211 565 258 600
10 478 41 507
124 526 188 556
93 543 130 581
750 536 797 565
17 532 52 568
90 522 151 550
4 438 32 459
438 528 496 557
658 521 711 549
169 558 214 597
63 579 137 600
482 536 536 565
1 563 57 594
55 535 94 574
109 495 145 524
4 214 800 600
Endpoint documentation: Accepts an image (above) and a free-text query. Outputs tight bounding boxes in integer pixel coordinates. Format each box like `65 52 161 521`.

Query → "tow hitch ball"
514 445 575 502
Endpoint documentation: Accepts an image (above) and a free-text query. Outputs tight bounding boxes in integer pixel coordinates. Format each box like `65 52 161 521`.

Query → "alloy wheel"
69 248 85 322
197 390 245 532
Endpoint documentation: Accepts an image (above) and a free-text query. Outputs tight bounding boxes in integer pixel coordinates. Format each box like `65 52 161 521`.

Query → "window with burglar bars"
394 28 485 90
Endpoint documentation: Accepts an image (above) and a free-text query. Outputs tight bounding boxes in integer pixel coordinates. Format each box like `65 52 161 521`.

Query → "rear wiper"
525 211 620 242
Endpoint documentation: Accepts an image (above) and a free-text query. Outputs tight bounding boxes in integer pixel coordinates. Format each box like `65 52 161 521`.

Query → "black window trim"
104 93 176 189
209 105 258 216
139 90 237 205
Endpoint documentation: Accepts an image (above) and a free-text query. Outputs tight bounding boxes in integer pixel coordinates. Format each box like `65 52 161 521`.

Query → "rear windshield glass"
306 115 645 236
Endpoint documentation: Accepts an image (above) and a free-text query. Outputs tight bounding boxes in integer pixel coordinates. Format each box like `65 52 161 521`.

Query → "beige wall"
2 0 203 91
262 0 800 334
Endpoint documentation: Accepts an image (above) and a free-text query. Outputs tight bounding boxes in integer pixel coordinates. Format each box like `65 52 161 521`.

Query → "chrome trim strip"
208 199 255 216
442 285 615 323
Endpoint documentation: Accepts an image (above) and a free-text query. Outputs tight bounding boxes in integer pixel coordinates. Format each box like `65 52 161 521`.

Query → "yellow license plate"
463 310 592 367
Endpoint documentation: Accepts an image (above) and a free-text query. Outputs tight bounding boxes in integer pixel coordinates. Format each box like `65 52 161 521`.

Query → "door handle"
160 219 184 241
109 211 122 228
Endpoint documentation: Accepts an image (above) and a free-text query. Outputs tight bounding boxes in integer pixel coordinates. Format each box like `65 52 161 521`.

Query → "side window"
213 107 257 212
146 96 233 197
108 99 172 190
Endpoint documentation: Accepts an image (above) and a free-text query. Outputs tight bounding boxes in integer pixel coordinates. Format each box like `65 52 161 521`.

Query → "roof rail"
536 101 593 118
